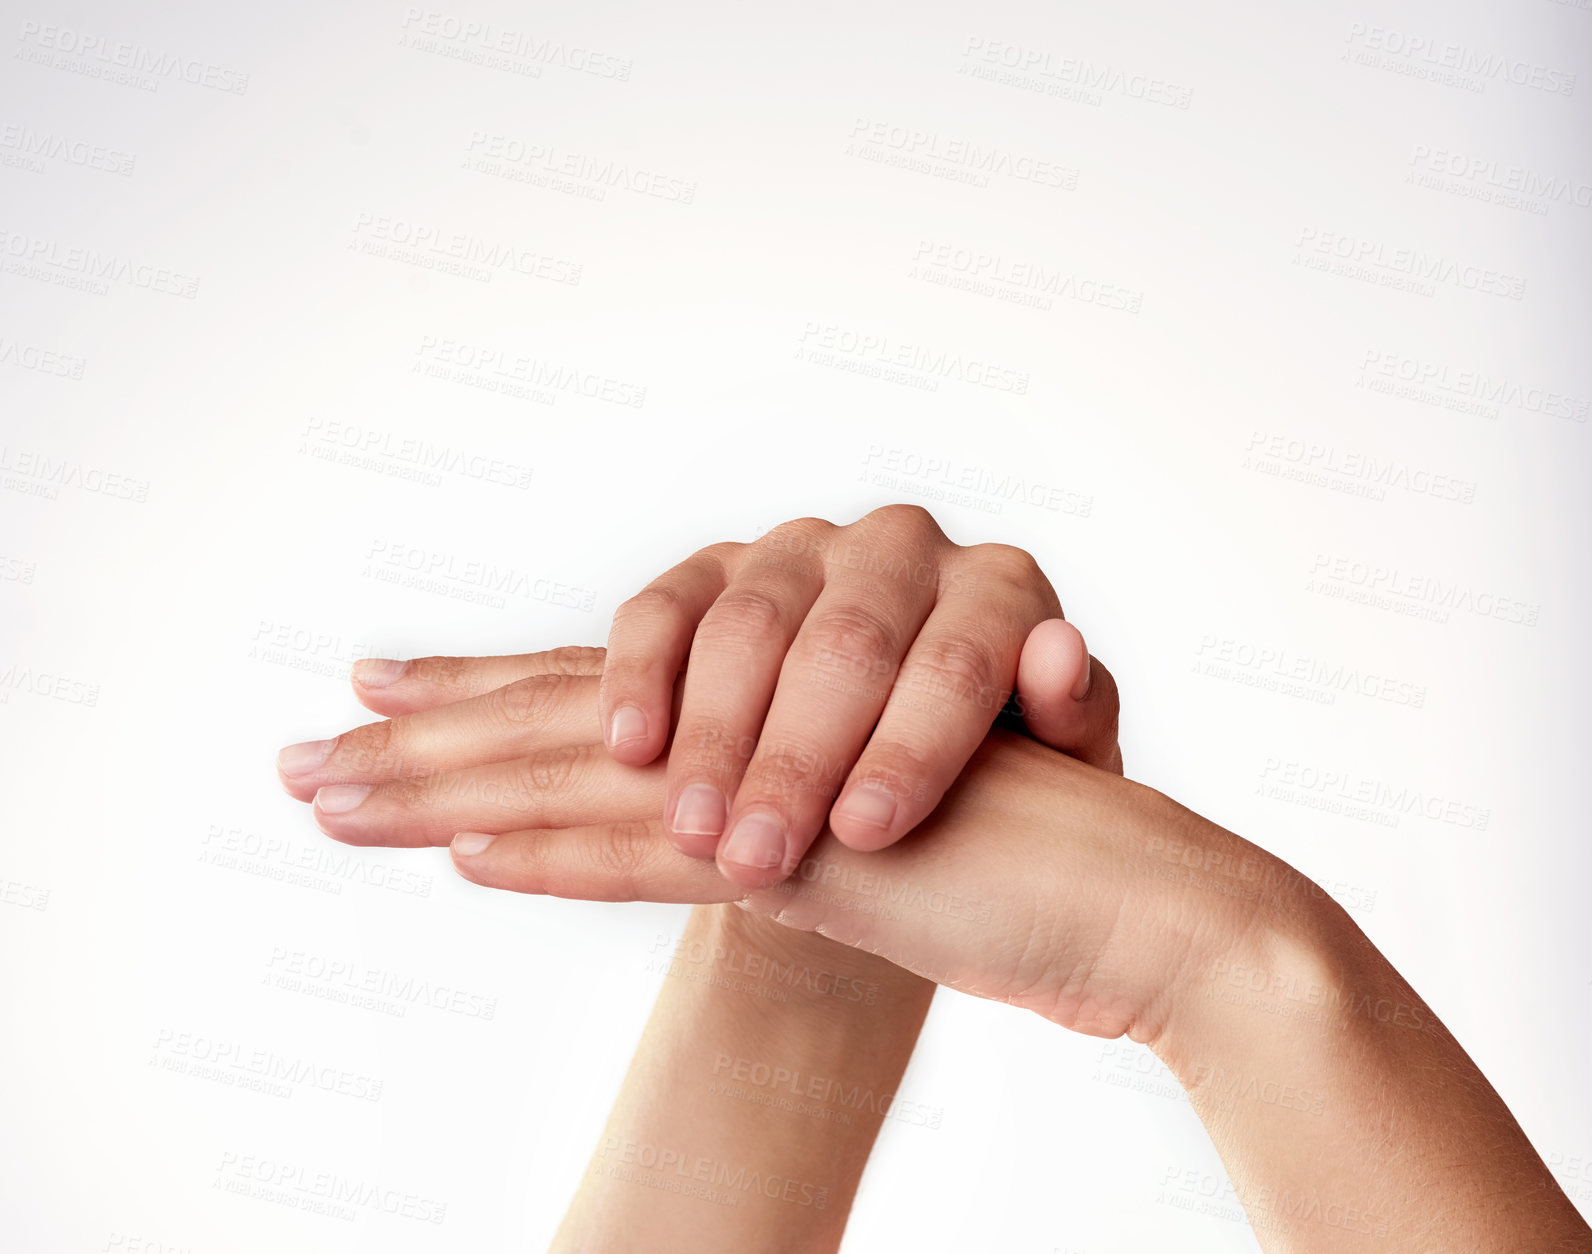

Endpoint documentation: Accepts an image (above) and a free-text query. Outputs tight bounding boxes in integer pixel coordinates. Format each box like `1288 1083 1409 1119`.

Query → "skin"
586 505 1120 886
285 623 1112 1253
278 656 1591 1251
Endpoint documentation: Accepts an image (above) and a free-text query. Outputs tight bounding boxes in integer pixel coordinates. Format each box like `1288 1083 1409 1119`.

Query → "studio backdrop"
2 0 1589 1250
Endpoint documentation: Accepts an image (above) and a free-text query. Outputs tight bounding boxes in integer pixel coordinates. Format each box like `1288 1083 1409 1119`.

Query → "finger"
277 672 605 802
450 818 741 904
309 743 663 848
714 582 931 887
663 560 828 860
824 566 1047 853
599 545 739 766
1015 619 1123 775
350 646 606 717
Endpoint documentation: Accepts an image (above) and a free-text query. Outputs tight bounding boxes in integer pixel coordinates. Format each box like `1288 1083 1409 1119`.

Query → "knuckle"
542 645 605 674
491 673 563 727
863 502 941 536
971 542 1044 588
753 519 831 569
701 586 795 645
696 539 746 569
853 742 938 807
523 742 589 794
806 602 900 670
584 821 652 891
750 738 846 804
673 722 753 778
405 654 469 690
904 634 1003 708
336 718 396 775
616 582 690 626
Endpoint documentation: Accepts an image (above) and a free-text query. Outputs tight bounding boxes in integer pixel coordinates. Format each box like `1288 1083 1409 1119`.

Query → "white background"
2 1 1589 1250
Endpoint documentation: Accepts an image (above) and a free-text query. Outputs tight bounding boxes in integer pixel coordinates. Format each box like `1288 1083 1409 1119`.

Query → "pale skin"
276 512 1590 1251
278 510 1120 1250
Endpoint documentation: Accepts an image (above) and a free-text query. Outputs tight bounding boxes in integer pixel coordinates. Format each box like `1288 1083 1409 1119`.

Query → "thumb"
1013 618 1123 775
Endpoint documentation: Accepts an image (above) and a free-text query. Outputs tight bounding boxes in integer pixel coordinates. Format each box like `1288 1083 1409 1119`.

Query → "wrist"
684 902 935 1028
1137 814 1398 1075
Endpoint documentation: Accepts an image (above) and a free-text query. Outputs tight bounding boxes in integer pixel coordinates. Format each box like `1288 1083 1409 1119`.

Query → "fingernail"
452 831 497 856
721 812 786 870
672 784 726 837
1071 653 1093 702
608 704 648 748
834 783 897 831
314 784 371 814
277 739 335 776
354 658 408 688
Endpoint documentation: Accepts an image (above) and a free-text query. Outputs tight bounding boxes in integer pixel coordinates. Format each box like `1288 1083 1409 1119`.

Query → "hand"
279 651 1193 1042
587 504 1120 887
278 656 1592 1250
278 626 1127 1019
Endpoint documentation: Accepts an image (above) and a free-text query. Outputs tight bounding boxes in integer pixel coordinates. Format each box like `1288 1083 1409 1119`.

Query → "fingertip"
828 819 902 854
1018 618 1086 696
446 831 491 879
353 657 408 689
717 811 794 889
829 783 901 852
715 856 791 892
604 702 667 765
666 828 721 860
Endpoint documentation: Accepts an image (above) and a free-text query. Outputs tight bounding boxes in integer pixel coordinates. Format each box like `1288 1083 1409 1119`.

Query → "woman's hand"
280 658 1592 1251
280 651 1206 1043
418 504 1122 888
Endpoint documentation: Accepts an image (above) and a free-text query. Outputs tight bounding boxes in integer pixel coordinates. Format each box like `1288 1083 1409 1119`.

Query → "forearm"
1148 813 1589 1251
551 903 935 1254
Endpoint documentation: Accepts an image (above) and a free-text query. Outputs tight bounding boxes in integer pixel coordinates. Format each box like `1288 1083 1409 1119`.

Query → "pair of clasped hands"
277 506 1151 1036
274 506 1590 1252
